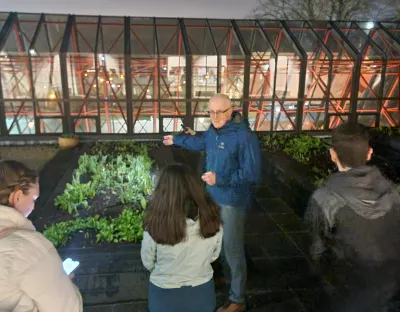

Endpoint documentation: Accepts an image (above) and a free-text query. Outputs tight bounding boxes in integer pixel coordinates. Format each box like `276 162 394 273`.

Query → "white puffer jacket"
0 205 83 312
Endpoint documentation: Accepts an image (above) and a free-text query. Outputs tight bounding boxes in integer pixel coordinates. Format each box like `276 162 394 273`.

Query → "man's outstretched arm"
163 133 205 151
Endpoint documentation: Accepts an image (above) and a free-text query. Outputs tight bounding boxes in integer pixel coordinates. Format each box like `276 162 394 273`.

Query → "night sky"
0 0 259 18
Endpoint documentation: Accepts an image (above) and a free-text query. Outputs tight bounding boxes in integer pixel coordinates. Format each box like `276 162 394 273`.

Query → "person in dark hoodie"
163 94 261 312
305 121 400 312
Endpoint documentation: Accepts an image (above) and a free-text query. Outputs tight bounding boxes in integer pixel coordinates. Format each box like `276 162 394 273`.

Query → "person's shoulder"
311 185 345 211
1 230 56 275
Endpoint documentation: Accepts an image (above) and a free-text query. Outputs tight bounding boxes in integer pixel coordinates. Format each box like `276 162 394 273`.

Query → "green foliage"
54 172 96 216
374 126 400 137
54 142 154 216
44 208 144 247
49 141 156 247
259 133 331 186
60 133 78 138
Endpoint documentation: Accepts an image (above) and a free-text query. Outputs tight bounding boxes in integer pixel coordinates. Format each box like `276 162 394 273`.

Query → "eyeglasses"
207 107 231 117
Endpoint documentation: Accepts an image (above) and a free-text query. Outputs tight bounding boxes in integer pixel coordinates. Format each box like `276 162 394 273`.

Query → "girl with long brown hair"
141 163 223 312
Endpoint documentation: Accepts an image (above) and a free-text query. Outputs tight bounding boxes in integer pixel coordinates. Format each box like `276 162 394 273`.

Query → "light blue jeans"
220 205 247 303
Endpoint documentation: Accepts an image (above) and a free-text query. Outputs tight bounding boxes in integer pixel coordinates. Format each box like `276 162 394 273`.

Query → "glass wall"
0 13 399 137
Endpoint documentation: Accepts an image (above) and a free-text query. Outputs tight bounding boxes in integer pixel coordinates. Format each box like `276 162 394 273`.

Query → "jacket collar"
0 205 36 231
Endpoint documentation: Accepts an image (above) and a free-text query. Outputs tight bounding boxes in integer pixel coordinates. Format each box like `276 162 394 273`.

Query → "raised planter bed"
30 141 174 307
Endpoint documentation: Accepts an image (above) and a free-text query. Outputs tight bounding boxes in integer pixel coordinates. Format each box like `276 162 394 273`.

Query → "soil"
39 142 166 249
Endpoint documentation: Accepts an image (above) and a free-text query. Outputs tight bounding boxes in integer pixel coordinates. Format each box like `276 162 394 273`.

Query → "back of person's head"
143 163 222 245
331 121 372 168
0 160 39 216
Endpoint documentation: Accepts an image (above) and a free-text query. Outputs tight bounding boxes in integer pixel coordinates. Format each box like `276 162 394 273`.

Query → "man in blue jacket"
163 94 261 312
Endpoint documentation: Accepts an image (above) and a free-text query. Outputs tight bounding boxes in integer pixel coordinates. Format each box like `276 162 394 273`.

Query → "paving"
36 145 320 311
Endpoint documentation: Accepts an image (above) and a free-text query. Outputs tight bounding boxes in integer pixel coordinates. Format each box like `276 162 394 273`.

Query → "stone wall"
0 145 59 172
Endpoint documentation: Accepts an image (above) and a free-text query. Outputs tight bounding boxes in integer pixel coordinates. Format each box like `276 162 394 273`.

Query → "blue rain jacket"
173 120 261 207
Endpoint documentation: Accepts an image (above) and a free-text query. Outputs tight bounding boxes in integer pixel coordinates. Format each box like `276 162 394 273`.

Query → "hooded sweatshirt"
306 166 400 267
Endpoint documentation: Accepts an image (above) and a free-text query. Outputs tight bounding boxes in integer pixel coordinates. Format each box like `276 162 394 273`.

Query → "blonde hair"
0 160 38 206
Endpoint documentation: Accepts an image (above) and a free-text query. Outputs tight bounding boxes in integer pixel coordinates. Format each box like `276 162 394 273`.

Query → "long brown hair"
143 163 222 245
0 160 38 206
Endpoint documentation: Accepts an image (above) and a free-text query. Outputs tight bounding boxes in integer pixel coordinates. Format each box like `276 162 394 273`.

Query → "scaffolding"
0 13 399 138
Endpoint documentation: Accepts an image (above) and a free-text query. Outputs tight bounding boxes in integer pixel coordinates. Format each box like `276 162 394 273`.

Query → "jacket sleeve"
173 133 205 151
141 231 157 272
19 246 83 312
216 130 261 188
211 226 223 262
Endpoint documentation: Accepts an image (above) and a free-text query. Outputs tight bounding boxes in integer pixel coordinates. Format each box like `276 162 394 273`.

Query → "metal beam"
124 16 133 135
0 13 15 51
231 19 250 121
330 21 361 125
179 18 193 129
205 19 221 93
0 13 15 135
59 15 74 133
256 19 277 59
154 17 162 133
377 22 400 47
94 16 101 134
281 20 307 132
28 13 45 53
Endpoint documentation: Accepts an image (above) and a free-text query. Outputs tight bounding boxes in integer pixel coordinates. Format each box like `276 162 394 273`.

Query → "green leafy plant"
259 133 332 186
60 133 78 139
44 208 144 247
48 141 156 247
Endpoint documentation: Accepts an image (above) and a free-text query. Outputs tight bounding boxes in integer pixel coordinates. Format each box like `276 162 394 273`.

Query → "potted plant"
58 133 79 149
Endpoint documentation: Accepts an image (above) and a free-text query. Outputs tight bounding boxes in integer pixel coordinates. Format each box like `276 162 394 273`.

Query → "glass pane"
100 101 127 134
160 101 186 115
272 99 297 131
156 18 186 99
328 99 351 119
208 20 245 99
1 55 32 99
358 114 377 127
185 19 219 99
329 114 349 129
381 23 400 44
131 18 157 101
37 100 64 115
249 99 272 131
192 100 209 114
133 100 158 133
70 100 98 117
74 117 97 133
236 20 275 99
380 98 399 127
275 55 301 98
5 101 35 134
368 27 400 59
308 21 353 60
287 21 331 103
335 22 385 60
302 99 326 130
33 15 68 54
163 117 184 132
32 55 63 99
2 14 41 54
383 70 399 98
194 116 211 131
39 118 63 133
358 62 384 98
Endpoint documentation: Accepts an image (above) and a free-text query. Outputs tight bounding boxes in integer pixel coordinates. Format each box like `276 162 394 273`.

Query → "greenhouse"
0 13 399 139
